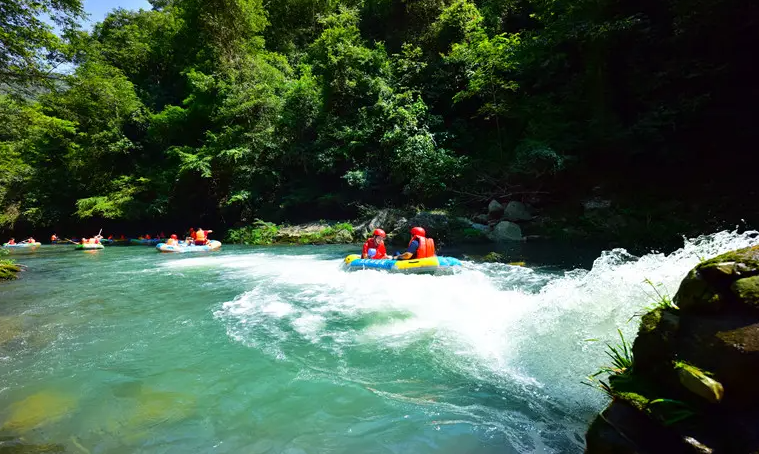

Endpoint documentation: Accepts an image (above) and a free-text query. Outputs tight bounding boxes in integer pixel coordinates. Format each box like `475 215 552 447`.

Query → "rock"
354 209 409 239
470 223 490 233
583 197 612 211
334 229 353 243
632 309 680 377
482 252 505 263
585 401 696 454
488 221 522 242
0 262 21 280
677 363 724 404
699 246 759 276
731 276 759 309
674 268 725 314
473 214 489 225
587 246 759 453
674 246 759 315
389 211 482 245
502 201 533 222
274 222 355 244
487 199 504 216
676 314 759 409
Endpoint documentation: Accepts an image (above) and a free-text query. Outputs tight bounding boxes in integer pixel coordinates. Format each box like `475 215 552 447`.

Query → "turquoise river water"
1 230 757 453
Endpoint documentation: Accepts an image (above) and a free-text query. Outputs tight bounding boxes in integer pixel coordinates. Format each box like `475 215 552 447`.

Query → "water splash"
172 229 759 451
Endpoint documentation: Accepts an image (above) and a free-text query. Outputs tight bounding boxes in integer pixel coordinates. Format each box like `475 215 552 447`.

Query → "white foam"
204 230 758 407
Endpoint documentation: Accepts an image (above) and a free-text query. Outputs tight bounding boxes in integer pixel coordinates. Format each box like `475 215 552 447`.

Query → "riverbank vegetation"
1 0 757 243
0 250 20 280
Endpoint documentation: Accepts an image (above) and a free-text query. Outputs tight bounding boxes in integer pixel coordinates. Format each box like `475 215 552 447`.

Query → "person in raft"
7 238 16 245
194 228 213 246
362 229 389 259
166 234 180 246
393 227 435 260
51 233 59 242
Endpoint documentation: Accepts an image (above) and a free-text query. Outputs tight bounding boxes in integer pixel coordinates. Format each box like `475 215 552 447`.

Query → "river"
1 230 757 453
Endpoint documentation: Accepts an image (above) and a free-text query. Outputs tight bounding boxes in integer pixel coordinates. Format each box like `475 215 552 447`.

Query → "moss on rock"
730 275 759 309
699 246 759 274
632 309 679 377
674 268 724 314
676 363 724 404
587 245 759 453
482 252 505 263
0 262 21 280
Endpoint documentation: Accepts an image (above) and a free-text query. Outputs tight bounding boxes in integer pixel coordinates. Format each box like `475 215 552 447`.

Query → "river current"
1 230 757 453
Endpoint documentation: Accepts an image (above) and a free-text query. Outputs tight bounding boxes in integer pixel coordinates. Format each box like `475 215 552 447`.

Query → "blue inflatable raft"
343 254 462 274
156 240 222 253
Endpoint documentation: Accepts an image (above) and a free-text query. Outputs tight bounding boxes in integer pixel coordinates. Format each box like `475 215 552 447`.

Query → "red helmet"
373 229 386 237
171 234 178 239
410 226 426 237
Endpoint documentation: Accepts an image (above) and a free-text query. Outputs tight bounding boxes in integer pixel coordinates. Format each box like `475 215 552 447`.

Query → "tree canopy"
1 0 757 236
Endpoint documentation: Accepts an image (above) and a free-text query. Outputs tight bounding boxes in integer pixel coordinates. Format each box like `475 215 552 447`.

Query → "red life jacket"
362 238 386 259
409 236 435 259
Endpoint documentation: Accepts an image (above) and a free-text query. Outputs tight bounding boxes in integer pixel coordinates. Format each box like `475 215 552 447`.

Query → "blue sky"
80 0 152 29
46 0 152 33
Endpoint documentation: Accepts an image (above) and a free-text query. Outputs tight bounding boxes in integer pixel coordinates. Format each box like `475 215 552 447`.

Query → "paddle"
64 238 79 244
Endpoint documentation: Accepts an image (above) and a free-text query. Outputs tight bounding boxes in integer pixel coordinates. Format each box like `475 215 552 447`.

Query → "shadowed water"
1 230 757 453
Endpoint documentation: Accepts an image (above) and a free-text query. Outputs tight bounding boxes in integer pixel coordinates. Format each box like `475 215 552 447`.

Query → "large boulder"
586 245 759 453
674 246 759 315
488 221 522 242
354 209 408 240
632 309 680 378
390 211 484 246
502 201 533 222
473 214 489 225
676 314 759 409
487 199 504 216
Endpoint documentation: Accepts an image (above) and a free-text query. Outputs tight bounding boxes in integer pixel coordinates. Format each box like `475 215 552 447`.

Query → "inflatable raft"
343 254 462 274
2 242 41 250
75 243 104 250
130 238 161 245
156 240 221 253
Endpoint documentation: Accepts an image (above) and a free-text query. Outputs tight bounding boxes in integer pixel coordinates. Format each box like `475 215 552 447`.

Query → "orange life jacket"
166 238 178 246
195 230 206 242
409 236 435 259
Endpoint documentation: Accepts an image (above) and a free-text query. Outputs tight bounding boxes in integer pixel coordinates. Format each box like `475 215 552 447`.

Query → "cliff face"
585 246 759 454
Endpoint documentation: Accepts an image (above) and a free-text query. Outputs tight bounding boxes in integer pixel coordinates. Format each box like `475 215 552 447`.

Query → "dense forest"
1 0 757 241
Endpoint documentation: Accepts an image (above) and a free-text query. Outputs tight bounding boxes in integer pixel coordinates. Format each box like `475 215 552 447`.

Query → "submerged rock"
2 391 77 433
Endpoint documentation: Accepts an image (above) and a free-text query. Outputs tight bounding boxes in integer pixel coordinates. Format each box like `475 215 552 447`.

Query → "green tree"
0 0 84 89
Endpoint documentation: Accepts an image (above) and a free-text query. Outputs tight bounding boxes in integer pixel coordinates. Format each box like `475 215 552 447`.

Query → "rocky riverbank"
225 202 538 248
585 245 759 453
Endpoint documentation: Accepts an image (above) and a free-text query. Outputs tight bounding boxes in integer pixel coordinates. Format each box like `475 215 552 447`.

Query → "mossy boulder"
585 400 699 454
0 262 21 280
482 252 505 263
730 275 759 309
587 245 759 453
675 246 759 315
632 309 680 377
676 314 759 409
674 268 725 314
389 211 485 246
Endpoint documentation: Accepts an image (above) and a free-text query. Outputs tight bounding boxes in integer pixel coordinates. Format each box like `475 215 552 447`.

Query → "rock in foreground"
585 245 759 454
